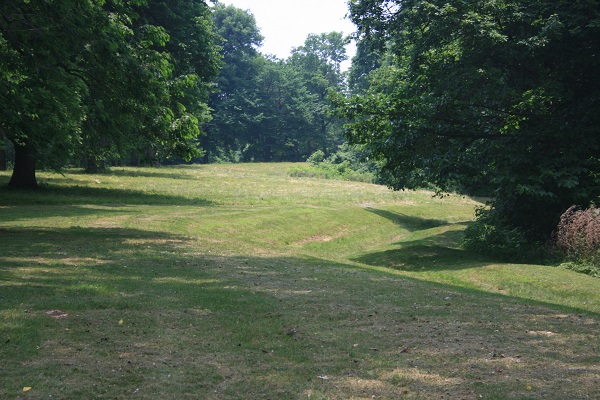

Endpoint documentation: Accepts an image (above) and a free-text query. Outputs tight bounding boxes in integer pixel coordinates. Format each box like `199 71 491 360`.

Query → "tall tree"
135 0 221 163
289 32 349 155
205 2 265 161
1 0 91 187
208 4 323 162
0 0 220 187
336 0 600 243
241 57 314 162
347 36 385 95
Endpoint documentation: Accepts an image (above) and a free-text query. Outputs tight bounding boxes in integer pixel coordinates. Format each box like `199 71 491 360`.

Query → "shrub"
307 150 325 165
559 261 600 278
288 162 376 183
555 205 600 273
463 206 534 261
289 145 380 184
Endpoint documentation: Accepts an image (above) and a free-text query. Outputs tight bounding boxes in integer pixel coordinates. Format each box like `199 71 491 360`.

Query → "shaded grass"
1 164 599 399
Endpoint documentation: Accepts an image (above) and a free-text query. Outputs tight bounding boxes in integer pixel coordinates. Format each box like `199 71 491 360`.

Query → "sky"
213 0 357 67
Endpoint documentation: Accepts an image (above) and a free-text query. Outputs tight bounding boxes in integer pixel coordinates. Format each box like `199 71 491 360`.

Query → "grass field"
1 163 599 399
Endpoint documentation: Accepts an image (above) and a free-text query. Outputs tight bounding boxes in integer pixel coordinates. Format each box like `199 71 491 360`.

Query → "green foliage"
0 0 221 187
288 32 349 154
289 144 379 183
207 5 314 162
307 150 325 165
206 8 350 163
288 162 375 183
347 36 386 95
337 0 600 243
0 0 91 171
559 262 600 278
463 206 538 262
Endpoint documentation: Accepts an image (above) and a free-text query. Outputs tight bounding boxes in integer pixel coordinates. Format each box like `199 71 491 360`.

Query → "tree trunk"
0 132 8 171
0 148 6 171
8 140 38 189
198 133 210 164
85 155 105 174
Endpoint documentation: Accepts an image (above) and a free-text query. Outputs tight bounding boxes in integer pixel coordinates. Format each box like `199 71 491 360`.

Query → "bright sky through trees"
213 0 356 67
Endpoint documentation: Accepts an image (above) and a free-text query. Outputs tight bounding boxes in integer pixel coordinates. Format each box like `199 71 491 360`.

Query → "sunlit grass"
1 164 599 399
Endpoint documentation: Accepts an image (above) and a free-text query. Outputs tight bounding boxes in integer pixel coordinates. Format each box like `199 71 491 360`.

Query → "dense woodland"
1 0 599 263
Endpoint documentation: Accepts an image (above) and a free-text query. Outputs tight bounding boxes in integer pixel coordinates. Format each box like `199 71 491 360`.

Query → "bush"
463 206 534 261
555 205 600 272
289 146 380 184
307 150 325 165
559 261 600 278
288 161 376 183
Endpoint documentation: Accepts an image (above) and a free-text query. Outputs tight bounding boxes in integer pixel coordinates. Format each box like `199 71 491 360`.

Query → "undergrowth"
463 205 545 263
556 205 600 277
288 146 379 183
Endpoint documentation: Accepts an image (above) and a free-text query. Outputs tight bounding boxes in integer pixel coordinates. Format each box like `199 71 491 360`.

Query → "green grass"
1 163 599 399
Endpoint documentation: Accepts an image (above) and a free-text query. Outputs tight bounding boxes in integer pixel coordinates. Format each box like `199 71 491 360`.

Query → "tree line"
205 3 348 164
1 0 221 187
2 0 599 255
1 0 349 187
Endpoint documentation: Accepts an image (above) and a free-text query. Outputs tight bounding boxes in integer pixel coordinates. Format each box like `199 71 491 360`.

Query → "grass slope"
1 163 599 399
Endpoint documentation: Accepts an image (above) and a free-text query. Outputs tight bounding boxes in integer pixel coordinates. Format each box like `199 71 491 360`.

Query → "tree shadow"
364 207 448 231
0 184 215 207
357 208 491 271
69 167 201 181
0 205 134 224
1 225 599 399
0 226 232 312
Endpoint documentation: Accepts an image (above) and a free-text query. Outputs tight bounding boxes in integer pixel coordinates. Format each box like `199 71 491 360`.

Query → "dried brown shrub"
556 205 600 264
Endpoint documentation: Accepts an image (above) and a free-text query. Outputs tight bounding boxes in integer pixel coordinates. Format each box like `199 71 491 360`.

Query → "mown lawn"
1 163 599 399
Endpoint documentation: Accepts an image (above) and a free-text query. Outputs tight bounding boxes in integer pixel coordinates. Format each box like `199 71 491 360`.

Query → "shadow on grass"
1 225 599 399
0 183 215 207
69 166 201 181
364 207 449 231
0 204 135 224
358 208 490 271
354 234 492 272
0 226 254 317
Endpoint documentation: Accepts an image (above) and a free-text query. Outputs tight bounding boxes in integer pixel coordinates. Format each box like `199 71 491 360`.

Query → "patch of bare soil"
296 229 350 245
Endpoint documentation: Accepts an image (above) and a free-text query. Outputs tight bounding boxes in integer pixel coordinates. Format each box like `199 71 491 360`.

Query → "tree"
0 0 220 187
0 136 7 171
208 5 352 163
289 32 349 155
347 36 385 95
1 0 91 188
336 0 600 244
205 2 265 161
82 0 221 171
137 0 221 163
208 5 329 163
242 57 314 162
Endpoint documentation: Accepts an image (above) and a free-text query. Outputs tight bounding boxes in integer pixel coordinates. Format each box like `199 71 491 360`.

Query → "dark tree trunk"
0 148 6 171
198 133 209 164
0 132 8 171
8 140 38 189
85 156 105 174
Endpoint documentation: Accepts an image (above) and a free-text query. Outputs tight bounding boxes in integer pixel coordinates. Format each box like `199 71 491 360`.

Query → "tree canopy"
206 4 349 163
0 0 221 187
1 1 354 177
335 0 600 245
